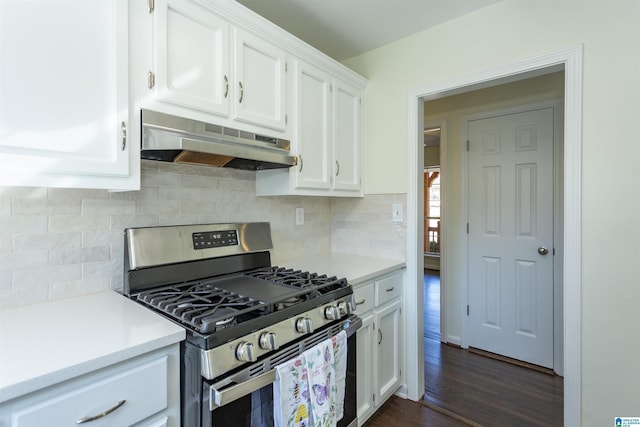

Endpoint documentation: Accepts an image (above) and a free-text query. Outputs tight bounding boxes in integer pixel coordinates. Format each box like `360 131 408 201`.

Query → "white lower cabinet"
354 269 404 425
0 345 180 427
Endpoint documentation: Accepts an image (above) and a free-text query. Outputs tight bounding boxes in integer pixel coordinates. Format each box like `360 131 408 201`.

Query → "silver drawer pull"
76 399 126 424
355 299 366 305
386 287 395 292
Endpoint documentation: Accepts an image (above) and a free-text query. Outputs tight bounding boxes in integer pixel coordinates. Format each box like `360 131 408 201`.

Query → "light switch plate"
392 203 403 222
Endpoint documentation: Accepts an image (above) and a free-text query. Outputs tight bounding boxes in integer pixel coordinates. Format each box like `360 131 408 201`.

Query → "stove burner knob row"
259 332 279 350
235 342 256 362
295 317 314 334
324 305 340 321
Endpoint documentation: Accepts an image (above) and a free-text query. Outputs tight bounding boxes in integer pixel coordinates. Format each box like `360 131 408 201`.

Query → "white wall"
343 0 640 424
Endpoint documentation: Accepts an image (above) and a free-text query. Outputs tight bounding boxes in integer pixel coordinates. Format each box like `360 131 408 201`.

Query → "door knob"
538 246 549 255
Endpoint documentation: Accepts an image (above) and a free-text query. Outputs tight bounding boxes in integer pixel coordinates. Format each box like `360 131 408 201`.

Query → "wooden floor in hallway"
363 270 564 427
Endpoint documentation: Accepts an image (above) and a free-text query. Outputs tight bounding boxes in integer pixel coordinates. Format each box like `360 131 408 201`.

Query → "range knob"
235 342 256 362
259 332 278 350
324 305 340 320
295 317 313 334
338 300 353 316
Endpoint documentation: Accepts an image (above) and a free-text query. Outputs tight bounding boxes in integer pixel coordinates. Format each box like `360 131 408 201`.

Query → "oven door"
202 316 360 427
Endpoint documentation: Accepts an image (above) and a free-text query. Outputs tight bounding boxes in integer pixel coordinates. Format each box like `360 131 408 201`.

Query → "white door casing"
467 107 555 368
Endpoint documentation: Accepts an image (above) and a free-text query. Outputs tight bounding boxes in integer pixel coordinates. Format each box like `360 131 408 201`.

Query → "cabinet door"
333 81 362 193
150 0 230 117
233 28 286 131
0 0 131 187
375 299 402 404
356 311 375 423
293 60 332 190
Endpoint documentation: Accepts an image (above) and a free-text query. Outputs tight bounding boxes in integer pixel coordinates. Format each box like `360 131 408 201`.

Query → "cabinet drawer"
353 282 375 314
13 356 168 427
375 273 402 306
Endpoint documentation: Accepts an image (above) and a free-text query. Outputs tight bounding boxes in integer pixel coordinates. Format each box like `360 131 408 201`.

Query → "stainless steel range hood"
140 109 297 170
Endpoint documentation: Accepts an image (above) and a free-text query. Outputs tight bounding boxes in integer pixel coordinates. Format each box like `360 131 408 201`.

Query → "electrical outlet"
392 203 403 222
295 207 304 225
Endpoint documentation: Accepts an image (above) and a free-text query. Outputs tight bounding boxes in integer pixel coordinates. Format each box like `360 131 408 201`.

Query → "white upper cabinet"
0 0 138 190
149 0 231 117
233 28 287 131
141 0 287 134
256 59 365 197
333 80 362 192
294 60 333 191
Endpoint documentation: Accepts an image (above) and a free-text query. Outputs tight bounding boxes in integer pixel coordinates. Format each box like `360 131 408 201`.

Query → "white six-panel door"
467 107 554 368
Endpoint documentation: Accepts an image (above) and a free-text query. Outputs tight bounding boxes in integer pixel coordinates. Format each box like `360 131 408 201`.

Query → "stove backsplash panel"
0 161 405 309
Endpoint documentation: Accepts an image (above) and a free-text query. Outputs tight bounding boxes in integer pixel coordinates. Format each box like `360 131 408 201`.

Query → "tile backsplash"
0 160 405 309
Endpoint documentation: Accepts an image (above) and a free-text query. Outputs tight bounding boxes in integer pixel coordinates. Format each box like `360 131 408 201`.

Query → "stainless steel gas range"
123 223 360 427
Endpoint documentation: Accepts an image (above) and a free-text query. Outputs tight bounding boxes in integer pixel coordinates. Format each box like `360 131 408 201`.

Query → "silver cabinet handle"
386 287 395 292
238 81 244 103
355 299 365 305
378 329 382 345
121 121 126 151
210 370 275 410
335 160 340 176
76 399 126 424
299 154 303 173
223 75 229 98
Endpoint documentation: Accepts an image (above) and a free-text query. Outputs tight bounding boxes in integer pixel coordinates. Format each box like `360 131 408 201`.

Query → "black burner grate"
137 282 269 333
245 267 347 295
135 266 348 335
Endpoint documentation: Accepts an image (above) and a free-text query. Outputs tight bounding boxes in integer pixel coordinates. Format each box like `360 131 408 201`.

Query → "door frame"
461 100 563 373
405 46 582 426
423 118 447 342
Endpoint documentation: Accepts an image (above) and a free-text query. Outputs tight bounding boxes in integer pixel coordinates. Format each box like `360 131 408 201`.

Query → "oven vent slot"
269 346 300 368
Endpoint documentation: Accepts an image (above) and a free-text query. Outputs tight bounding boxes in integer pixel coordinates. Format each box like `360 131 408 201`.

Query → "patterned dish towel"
305 338 337 427
273 333 348 427
331 330 348 421
274 353 311 427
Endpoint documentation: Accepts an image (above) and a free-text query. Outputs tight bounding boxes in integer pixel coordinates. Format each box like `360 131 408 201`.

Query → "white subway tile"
48 276 110 300
49 214 110 233
13 264 81 288
49 246 110 266
82 199 136 215
0 251 48 271
0 215 48 234
13 232 82 252
0 282 48 309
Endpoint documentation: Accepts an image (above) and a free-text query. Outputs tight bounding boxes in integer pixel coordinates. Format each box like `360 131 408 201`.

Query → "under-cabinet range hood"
140 109 297 170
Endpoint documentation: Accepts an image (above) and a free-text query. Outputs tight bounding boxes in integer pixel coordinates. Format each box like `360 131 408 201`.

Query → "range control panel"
192 230 238 250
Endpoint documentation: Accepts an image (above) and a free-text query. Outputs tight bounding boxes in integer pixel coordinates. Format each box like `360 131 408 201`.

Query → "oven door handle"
209 369 276 410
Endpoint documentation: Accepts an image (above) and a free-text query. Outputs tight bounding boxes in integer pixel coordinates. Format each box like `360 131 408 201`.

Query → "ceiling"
235 0 501 62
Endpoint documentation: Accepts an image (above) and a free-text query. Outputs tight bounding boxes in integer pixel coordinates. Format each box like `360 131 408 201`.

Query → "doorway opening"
405 46 583 425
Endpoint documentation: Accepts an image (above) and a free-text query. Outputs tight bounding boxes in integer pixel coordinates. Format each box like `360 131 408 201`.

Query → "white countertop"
0 291 185 403
280 253 405 285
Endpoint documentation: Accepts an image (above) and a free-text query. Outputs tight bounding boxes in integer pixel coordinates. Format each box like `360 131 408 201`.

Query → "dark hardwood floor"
364 270 564 427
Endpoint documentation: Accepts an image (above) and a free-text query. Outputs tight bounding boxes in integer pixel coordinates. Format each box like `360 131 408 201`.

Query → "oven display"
192 230 238 250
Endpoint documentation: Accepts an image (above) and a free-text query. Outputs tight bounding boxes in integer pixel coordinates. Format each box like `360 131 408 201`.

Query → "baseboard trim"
468 347 555 375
